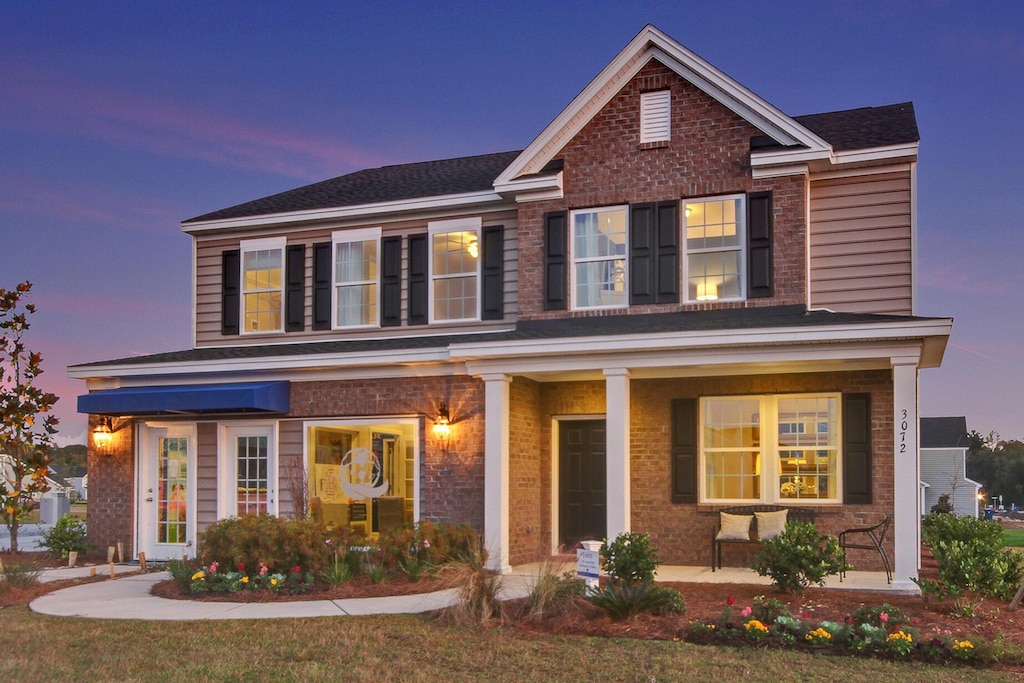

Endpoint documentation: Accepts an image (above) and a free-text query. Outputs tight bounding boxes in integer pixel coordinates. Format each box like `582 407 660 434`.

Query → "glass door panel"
157 436 188 544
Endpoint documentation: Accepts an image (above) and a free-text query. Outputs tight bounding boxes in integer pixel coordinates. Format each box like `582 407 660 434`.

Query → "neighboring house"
69 25 952 590
920 417 980 518
51 465 88 501
0 453 66 499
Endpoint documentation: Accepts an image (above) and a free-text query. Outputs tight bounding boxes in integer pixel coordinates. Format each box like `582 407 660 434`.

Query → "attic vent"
640 90 671 143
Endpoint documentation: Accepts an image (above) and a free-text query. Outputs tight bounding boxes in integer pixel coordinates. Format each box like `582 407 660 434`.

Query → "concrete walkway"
29 562 901 621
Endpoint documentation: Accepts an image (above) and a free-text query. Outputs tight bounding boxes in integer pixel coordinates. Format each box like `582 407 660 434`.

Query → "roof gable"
495 24 831 188
921 417 969 449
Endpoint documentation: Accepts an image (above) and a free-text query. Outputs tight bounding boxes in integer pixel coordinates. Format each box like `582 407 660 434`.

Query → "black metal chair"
838 513 893 584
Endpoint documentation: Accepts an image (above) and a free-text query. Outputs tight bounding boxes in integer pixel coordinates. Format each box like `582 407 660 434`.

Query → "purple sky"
2 2 1022 446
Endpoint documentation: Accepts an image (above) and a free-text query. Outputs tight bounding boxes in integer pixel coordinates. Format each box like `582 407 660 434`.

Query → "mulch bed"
150 574 448 602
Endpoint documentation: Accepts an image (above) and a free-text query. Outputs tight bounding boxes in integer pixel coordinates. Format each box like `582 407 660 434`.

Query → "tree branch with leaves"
0 281 59 553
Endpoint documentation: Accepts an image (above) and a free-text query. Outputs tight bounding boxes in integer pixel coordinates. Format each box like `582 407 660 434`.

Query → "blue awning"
78 381 290 416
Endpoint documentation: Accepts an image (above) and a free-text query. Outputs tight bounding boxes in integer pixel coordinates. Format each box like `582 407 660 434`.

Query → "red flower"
726 595 735 606
292 565 302 573
237 562 245 572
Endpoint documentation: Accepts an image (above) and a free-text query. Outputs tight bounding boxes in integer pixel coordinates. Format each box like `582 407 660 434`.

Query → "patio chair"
838 512 893 584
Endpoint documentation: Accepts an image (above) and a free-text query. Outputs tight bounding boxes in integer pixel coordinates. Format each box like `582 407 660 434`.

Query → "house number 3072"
898 409 909 454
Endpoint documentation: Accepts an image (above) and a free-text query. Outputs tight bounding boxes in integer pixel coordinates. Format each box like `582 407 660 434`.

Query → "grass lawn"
0 606 1013 682
1004 528 1024 548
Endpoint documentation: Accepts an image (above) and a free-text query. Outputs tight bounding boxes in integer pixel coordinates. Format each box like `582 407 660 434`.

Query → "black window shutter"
221 249 240 336
629 204 654 305
543 211 568 310
655 201 680 303
312 241 332 330
671 398 699 504
407 233 428 325
843 393 872 504
747 191 773 298
481 225 504 320
380 236 402 327
285 244 305 331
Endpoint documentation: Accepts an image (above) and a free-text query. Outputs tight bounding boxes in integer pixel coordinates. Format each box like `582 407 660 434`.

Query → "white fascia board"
495 25 831 186
752 163 809 180
464 341 922 378
181 190 506 234
751 147 832 168
451 318 952 362
832 142 918 166
493 171 563 199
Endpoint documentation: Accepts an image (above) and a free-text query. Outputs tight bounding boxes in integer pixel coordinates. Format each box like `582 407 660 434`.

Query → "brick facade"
517 60 808 321
86 417 135 559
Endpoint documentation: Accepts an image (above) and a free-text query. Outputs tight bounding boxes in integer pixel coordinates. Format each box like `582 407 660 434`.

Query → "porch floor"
508 563 906 594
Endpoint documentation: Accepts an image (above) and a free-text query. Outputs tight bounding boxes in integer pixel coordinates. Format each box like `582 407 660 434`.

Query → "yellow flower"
191 571 205 581
270 578 278 586
241 576 249 584
744 619 769 633
805 627 832 642
886 630 913 643
953 639 974 650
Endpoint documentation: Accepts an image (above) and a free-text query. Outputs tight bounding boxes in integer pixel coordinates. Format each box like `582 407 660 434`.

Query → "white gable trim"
494 25 831 188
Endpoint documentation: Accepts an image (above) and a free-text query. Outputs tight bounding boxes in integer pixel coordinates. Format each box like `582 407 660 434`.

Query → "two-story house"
71 25 951 590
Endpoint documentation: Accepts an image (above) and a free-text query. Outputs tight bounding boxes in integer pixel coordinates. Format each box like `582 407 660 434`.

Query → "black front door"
559 420 607 548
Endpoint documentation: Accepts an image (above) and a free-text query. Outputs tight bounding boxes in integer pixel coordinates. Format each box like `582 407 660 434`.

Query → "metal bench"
711 504 816 571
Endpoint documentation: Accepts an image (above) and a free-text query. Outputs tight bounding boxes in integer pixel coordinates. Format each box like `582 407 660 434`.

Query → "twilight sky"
1 2 1022 446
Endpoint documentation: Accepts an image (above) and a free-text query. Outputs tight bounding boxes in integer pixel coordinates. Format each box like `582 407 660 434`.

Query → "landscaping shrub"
377 520 480 575
0 560 41 591
588 582 685 621
40 513 88 559
523 559 585 622
916 512 1023 606
750 521 847 593
439 549 504 625
599 531 660 586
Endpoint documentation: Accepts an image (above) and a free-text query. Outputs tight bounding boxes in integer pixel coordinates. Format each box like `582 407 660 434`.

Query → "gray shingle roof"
184 103 917 224
921 416 969 449
71 306 938 370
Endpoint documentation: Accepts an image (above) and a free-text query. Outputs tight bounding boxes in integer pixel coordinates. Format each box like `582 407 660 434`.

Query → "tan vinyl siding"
193 210 518 346
809 171 913 314
277 420 304 518
195 422 218 531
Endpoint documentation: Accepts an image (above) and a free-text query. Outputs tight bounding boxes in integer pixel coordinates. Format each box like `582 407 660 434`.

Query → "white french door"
138 424 196 560
218 424 277 519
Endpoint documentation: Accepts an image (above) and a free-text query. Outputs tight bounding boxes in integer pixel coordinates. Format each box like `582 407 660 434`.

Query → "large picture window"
684 195 745 302
571 206 627 309
241 237 285 333
701 393 840 503
429 217 480 322
333 228 380 328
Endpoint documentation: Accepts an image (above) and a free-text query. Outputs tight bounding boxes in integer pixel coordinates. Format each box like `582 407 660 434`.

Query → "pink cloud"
1 59 393 180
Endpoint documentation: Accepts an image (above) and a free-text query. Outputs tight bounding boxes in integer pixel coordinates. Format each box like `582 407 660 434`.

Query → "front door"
139 425 195 560
559 419 606 548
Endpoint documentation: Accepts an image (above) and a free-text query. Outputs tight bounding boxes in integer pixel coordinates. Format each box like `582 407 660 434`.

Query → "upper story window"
701 393 840 504
429 217 481 322
640 90 671 143
684 195 745 302
241 237 285 333
571 206 627 309
332 228 380 328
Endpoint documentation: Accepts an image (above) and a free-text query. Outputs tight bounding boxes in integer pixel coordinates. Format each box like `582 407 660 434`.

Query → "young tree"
0 282 59 553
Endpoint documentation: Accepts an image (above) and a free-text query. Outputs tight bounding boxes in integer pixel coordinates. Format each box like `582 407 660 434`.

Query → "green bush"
916 512 1023 604
750 521 848 593
377 520 481 573
600 532 660 586
40 513 89 559
0 561 41 591
197 514 351 576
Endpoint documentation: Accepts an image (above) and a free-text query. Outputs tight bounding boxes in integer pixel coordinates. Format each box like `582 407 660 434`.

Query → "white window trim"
239 236 286 334
217 422 278 519
698 393 842 505
682 193 747 304
569 205 629 311
331 227 381 330
640 90 671 143
428 216 482 323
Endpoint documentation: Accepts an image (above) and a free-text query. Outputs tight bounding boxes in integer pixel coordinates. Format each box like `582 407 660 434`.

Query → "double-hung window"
429 217 481 322
701 393 840 504
240 237 285 333
571 206 628 309
332 228 380 328
684 195 745 302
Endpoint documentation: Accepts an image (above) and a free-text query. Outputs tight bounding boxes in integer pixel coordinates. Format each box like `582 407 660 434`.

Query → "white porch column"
604 368 631 539
482 373 511 573
892 360 920 591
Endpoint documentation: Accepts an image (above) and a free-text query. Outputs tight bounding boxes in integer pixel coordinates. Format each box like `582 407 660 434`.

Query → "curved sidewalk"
30 569 533 621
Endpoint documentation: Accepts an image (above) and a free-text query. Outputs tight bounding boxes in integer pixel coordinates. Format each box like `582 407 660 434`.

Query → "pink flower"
422 539 431 549
259 562 268 576
726 595 735 606
880 612 889 623
325 539 333 546
209 561 219 573
740 607 752 618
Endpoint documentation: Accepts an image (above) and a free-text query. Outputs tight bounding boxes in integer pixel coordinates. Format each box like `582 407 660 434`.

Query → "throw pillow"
755 509 789 540
716 512 753 540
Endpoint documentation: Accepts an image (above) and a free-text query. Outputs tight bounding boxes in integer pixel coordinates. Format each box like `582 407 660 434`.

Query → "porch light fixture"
93 416 114 449
695 281 719 301
433 402 451 440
